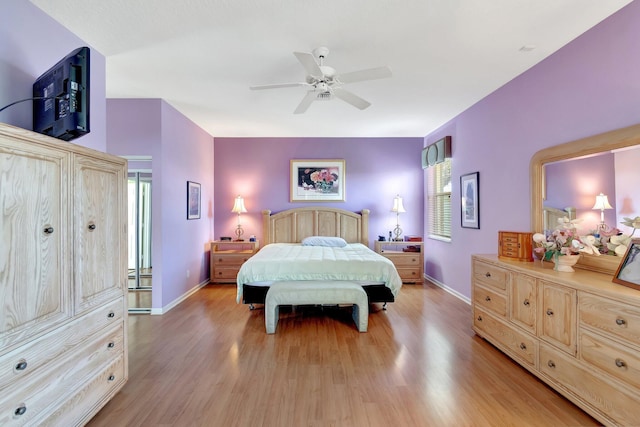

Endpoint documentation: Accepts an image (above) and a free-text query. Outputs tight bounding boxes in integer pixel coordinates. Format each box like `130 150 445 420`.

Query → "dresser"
210 240 260 284
472 254 640 426
374 241 424 283
0 123 128 426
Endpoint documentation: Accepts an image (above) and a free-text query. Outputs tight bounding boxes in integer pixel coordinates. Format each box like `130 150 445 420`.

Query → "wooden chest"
498 231 533 262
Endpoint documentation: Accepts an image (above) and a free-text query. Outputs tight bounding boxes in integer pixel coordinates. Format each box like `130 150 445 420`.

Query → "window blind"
427 159 452 239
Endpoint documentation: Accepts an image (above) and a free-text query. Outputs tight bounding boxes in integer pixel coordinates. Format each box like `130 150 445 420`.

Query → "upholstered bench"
264 281 369 334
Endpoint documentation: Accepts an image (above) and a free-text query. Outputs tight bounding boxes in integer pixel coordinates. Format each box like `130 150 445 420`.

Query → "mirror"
530 123 640 274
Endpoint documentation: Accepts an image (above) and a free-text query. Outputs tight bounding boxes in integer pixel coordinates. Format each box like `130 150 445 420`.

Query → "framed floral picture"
187 181 201 220
290 159 345 202
613 238 640 289
460 171 480 229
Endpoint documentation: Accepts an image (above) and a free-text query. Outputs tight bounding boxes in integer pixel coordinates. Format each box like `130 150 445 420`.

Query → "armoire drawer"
0 323 124 426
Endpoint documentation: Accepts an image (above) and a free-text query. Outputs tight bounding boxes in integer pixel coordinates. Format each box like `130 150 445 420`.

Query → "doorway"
128 171 152 313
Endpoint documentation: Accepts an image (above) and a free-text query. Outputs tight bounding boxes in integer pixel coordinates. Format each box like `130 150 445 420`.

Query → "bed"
237 207 401 308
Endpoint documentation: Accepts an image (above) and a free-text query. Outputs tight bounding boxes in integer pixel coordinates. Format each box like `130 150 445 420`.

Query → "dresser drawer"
474 284 507 317
0 298 124 390
580 329 640 390
539 343 640 426
0 322 124 426
474 307 536 367
579 293 640 346
473 260 508 291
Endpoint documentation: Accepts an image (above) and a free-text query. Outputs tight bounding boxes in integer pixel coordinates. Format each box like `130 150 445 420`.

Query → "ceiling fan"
249 47 392 114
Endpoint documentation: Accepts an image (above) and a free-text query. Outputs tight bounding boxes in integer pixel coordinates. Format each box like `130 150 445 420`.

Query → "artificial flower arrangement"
532 217 599 261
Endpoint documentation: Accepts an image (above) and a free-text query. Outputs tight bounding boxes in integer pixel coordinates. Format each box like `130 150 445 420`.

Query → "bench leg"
265 303 279 334
352 303 369 332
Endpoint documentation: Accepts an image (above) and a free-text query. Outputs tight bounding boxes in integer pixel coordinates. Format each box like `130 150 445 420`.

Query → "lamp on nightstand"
231 195 247 241
592 192 613 231
391 194 406 241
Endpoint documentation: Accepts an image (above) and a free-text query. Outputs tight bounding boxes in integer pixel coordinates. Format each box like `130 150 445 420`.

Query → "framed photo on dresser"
613 238 640 289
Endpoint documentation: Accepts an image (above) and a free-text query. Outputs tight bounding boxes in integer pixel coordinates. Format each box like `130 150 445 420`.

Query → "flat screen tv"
33 46 90 141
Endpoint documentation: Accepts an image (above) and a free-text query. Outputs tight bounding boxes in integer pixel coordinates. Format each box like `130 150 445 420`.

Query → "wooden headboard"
262 207 369 245
543 206 576 231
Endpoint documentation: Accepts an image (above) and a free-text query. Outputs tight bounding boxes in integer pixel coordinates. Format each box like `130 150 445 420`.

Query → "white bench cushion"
265 281 369 334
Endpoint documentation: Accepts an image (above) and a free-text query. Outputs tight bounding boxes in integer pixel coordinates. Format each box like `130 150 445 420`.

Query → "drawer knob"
107 342 115 349
107 311 115 318
546 309 554 316
14 405 27 416
15 360 28 371
485 272 492 278
615 318 626 326
547 360 556 369
108 374 116 382
43 226 54 234
485 296 491 302
88 223 97 231
523 299 530 307
519 343 527 350
477 315 483 322
615 358 627 368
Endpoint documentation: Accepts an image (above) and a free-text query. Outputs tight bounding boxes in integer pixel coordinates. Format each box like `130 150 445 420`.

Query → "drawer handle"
15 361 28 371
615 318 626 326
547 360 556 369
485 296 491 302
43 226 54 234
88 223 97 231
485 272 492 278
108 374 116 382
615 358 627 368
15 405 27 416
523 299 530 307
107 311 115 318
519 343 527 350
546 309 554 316
107 342 115 349
477 315 483 322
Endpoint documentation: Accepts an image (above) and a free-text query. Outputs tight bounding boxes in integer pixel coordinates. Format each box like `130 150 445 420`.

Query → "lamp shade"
391 195 406 213
231 195 247 213
592 193 613 210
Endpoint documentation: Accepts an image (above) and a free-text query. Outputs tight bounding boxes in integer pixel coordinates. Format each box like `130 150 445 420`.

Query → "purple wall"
213 137 424 246
107 99 214 310
424 1 640 298
0 0 107 151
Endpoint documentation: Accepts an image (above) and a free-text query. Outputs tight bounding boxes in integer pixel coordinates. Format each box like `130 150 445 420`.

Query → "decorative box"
498 231 533 262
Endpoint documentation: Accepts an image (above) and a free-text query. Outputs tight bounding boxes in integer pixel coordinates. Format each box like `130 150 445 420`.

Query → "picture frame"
612 238 640 289
460 172 480 229
290 159 345 202
187 181 201 220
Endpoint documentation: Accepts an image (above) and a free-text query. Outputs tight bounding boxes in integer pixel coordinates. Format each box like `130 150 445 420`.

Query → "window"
427 159 452 240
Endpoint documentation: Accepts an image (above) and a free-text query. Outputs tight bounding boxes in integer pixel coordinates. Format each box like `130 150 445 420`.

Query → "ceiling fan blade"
293 91 317 114
332 87 371 110
336 66 392 84
250 82 308 90
293 51 323 77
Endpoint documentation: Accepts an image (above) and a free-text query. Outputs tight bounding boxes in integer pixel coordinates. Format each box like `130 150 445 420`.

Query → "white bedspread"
236 243 402 303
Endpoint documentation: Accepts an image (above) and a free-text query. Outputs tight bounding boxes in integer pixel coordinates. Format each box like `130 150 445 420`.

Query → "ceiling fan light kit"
249 46 392 114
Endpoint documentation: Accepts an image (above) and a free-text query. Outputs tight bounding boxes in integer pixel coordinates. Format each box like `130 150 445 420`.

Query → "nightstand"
210 240 260 284
374 241 424 284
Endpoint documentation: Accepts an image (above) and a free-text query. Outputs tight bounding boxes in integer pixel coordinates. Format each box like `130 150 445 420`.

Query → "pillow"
301 236 348 247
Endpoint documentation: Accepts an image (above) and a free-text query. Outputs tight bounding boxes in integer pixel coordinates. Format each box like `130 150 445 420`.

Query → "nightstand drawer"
213 267 240 280
396 268 422 282
212 254 252 267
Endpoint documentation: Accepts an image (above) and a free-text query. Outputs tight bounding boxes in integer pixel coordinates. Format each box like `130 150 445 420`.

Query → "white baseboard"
424 274 471 305
150 279 209 315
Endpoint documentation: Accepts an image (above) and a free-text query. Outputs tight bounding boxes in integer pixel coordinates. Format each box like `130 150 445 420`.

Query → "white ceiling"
30 0 632 138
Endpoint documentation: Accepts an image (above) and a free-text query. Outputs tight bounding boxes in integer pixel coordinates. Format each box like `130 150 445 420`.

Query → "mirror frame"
530 122 640 274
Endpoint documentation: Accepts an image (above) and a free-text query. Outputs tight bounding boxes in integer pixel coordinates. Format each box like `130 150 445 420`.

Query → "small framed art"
290 159 345 202
613 238 640 290
187 181 201 220
460 172 479 229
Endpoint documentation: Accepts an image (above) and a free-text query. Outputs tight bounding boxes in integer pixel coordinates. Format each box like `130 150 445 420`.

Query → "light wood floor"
88 283 599 427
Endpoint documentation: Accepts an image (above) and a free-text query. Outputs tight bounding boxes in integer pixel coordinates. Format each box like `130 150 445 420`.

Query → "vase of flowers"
533 217 592 272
